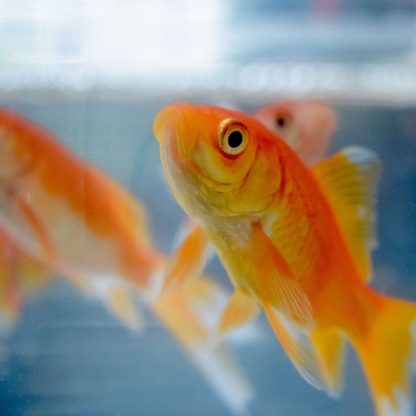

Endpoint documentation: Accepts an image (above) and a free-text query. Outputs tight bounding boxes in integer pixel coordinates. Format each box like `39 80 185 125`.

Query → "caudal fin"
354 296 416 416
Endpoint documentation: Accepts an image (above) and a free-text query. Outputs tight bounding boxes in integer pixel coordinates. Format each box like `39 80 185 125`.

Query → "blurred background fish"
254 101 337 166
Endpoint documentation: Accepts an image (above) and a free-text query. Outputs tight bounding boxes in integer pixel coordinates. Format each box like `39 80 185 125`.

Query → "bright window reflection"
0 0 224 71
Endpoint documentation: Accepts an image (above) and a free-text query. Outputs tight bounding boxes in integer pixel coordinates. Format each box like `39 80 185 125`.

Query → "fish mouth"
153 105 182 144
153 103 197 159
153 103 202 211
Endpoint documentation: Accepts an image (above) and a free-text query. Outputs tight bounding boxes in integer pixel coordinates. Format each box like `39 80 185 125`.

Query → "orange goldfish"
162 100 338 293
0 108 253 413
154 102 416 416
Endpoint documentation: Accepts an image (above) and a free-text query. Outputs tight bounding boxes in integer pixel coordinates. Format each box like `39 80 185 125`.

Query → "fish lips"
153 103 197 160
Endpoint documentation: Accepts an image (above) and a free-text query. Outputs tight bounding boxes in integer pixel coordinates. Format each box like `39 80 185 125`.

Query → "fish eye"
276 116 286 127
218 119 249 156
274 111 292 130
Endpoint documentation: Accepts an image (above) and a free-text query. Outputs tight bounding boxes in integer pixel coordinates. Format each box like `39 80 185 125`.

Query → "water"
1 0 416 413
0 98 414 415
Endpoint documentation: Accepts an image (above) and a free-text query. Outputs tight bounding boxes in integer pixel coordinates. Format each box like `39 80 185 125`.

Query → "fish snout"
153 105 181 143
153 104 197 158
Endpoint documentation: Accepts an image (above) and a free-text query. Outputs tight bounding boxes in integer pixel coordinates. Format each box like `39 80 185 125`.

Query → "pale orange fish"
0 108 161 318
0 108 253 414
254 100 336 166
154 102 416 416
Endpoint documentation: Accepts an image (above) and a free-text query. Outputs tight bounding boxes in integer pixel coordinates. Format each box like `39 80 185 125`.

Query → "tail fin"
354 296 416 416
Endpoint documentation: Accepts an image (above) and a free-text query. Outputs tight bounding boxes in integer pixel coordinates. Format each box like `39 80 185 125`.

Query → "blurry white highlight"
0 0 224 71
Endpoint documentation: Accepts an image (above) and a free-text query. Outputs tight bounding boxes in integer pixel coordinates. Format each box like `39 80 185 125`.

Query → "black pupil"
276 116 286 127
227 130 243 148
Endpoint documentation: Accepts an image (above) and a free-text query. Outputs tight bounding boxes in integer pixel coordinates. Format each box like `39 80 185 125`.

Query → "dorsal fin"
313 146 380 282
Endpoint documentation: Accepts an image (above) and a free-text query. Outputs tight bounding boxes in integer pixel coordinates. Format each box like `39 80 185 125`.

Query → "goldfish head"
153 102 285 219
254 100 336 166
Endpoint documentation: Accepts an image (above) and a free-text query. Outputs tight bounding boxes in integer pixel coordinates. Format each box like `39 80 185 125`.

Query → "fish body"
154 102 416 416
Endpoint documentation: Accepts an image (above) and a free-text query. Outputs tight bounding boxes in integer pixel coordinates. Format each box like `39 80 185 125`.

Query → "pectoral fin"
249 223 313 325
264 301 345 396
162 221 209 293
263 303 326 391
9 191 57 264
